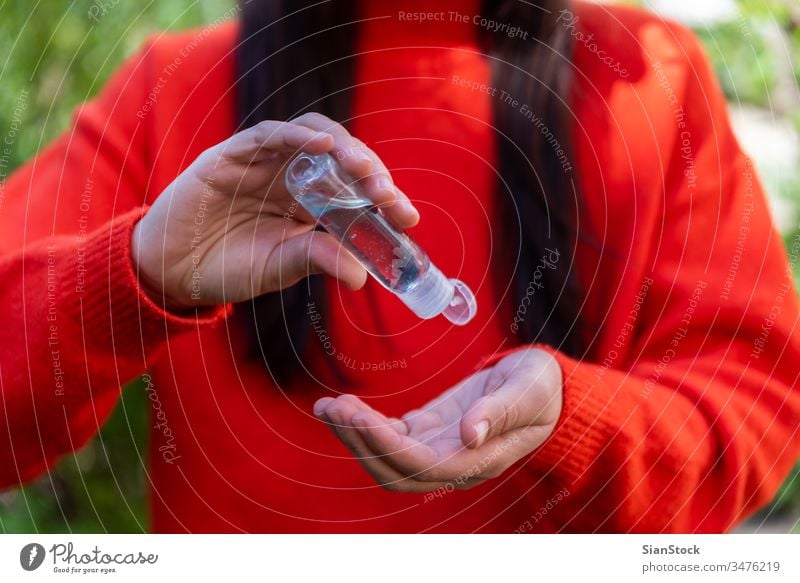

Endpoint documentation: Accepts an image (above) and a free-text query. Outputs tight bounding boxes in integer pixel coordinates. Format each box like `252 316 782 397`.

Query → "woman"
1 0 798 533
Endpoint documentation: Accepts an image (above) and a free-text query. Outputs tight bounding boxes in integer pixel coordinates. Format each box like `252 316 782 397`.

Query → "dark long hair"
235 0 583 383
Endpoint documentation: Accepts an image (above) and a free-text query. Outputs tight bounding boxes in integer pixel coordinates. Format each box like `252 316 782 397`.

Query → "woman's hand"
131 112 419 309
314 348 563 492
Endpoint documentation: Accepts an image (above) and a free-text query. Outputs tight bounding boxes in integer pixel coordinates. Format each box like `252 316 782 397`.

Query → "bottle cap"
400 266 477 325
442 278 477 325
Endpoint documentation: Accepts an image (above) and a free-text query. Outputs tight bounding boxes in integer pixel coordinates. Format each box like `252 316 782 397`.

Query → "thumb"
263 229 368 293
459 350 562 449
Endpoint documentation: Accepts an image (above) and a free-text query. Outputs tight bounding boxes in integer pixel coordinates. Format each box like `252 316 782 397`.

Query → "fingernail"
313 401 327 417
378 176 394 193
473 420 490 447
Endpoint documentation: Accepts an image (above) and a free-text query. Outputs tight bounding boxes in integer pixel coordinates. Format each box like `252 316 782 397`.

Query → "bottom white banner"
0 534 797 582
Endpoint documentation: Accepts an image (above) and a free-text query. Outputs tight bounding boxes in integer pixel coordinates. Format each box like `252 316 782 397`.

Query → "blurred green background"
0 0 798 533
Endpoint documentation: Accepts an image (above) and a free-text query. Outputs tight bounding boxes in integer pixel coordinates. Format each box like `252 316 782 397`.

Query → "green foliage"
771 462 800 516
698 3 799 108
0 0 233 534
0 381 148 533
0 0 233 174
698 0 800 532
695 22 779 108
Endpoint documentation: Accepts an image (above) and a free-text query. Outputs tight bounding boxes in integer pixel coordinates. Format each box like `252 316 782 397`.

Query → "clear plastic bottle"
284 152 477 325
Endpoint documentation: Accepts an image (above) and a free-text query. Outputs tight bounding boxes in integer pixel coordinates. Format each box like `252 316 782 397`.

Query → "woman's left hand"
314 348 563 492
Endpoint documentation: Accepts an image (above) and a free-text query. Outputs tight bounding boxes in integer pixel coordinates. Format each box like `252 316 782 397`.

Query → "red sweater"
1 1 799 533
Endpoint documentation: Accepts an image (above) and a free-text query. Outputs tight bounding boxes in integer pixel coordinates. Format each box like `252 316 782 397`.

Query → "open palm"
315 348 563 493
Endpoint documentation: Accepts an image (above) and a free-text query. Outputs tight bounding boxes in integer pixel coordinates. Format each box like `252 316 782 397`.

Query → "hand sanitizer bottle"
284 152 477 325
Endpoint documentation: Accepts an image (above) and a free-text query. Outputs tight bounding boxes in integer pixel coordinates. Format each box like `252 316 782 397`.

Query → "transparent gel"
284 153 477 325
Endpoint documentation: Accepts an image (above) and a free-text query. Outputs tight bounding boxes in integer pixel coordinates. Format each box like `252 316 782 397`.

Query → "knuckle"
251 131 269 152
199 144 223 165
253 119 274 133
337 394 360 407
248 126 271 151
296 111 330 126
281 133 294 149
497 397 518 433
252 119 276 137
401 409 421 422
507 404 520 432
302 238 326 276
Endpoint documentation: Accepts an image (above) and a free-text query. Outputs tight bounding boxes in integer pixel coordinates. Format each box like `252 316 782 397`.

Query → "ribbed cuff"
475 343 624 485
62 207 230 355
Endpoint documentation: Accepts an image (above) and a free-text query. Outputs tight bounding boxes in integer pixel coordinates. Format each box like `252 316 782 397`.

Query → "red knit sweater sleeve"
0 41 226 488
484 31 800 532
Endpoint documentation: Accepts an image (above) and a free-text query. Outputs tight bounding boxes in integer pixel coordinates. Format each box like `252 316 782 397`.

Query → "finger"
354 407 538 484
313 397 336 417
316 397 442 492
385 186 420 228
364 179 419 231
321 407 407 489
265 229 367 292
322 395 410 438
384 417 410 436
354 411 511 483
290 117 384 205
218 120 334 163
354 145 419 228
290 114 419 227
460 352 562 449
290 113 373 177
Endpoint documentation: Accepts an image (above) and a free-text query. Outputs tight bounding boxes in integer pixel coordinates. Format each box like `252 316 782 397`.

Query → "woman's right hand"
131 113 419 309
